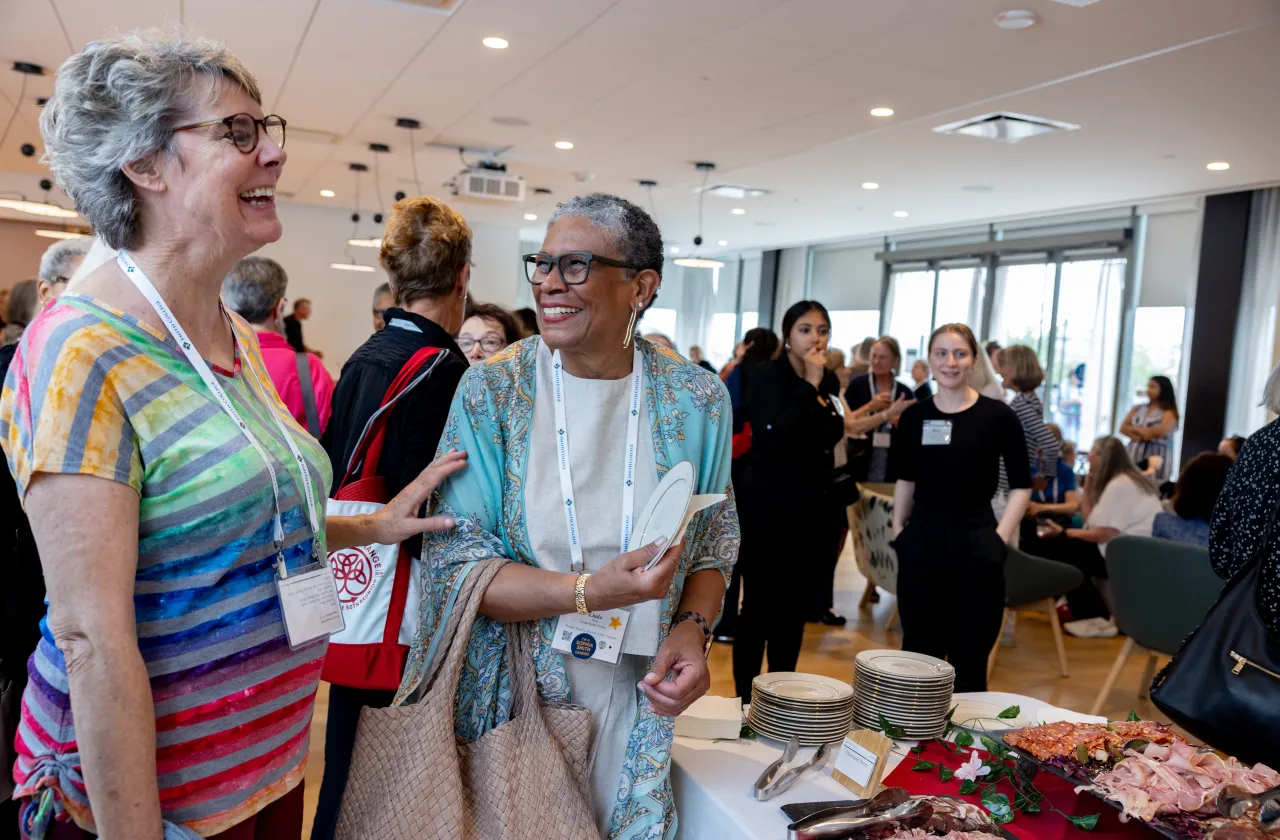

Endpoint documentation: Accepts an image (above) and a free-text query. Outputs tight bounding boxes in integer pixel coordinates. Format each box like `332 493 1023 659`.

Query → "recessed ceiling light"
482 37 509 49
1206 161 1231 171
670 246 680 254
861 182 880 190
319 189 335 197
554 140 574 150
994 9 1039 29
717 240 729 247
524 213 538 221
35 229 86 240
330 262 376 272
893 210 910 218
348 238 382 248
731 208 746 215
870 107 895 117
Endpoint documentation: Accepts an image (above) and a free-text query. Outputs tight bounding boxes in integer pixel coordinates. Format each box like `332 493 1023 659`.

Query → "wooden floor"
300 539 1171 836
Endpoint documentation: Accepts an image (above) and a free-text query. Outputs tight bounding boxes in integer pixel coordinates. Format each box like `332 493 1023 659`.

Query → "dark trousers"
39 781 305 839
715 564 743 636
309 685 396 840
895 511 1007 693
1029 536 1110 620
733 498 844 698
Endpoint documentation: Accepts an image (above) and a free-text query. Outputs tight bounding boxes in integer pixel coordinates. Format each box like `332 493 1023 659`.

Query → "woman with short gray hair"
2 29 465 840
36 236 91 308
390 192 738 837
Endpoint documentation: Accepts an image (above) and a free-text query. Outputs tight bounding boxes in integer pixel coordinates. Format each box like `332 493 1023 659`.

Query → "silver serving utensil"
756 741 838 801
753 737 801 801
787 798 932 840
1217 783 1280 819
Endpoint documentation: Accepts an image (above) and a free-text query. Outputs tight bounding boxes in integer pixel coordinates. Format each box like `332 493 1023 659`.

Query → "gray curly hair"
38 236 92 282
40 29 261 250
547 193 665 280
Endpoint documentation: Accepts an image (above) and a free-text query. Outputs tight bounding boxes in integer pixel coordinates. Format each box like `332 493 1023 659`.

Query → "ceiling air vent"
933 112 1079 144
694 184 771 200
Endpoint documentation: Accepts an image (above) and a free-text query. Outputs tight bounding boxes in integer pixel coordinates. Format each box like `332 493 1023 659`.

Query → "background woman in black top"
845 336 916 483
732 301 845 697
891 323 1031 692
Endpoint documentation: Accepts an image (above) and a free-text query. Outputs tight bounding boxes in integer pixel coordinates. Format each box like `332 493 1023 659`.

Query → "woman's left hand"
1039 519 1064 538
366 450 469 546
638 620 710 717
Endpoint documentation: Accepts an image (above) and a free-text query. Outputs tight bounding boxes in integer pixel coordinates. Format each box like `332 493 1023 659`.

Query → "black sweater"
740 356 845 510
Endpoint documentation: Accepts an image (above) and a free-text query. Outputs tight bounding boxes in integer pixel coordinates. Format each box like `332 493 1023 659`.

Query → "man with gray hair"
372 282 393 332
36 235 92 310
223 256 335 435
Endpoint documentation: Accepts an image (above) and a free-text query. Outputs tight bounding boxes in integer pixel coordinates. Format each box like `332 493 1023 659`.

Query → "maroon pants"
35 781 305 840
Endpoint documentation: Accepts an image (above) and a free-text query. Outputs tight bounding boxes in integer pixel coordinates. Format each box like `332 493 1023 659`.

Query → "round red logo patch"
330 547 383 609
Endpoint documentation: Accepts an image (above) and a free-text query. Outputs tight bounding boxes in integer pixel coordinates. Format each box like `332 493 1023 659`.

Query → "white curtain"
1226 188 1280 435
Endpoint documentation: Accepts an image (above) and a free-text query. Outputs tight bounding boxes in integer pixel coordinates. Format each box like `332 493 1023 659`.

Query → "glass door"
1047 258 1125 451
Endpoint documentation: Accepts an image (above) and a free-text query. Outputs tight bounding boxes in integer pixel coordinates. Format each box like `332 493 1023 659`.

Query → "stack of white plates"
747 672 855 746
853 650 955 740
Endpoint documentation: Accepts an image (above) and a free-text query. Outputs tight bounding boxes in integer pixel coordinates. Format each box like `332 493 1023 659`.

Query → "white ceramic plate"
630 461 695 569
753 672 855 702
855 651 955 679
749 706 855 726
948 698 1032 731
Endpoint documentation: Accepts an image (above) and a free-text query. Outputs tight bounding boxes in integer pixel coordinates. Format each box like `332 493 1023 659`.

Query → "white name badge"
872 431 892 449
552 609 631 666
276 562 346 649
921 419 953 446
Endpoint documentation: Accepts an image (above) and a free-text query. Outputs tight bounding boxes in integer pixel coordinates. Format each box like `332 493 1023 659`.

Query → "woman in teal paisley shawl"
395 194 739 839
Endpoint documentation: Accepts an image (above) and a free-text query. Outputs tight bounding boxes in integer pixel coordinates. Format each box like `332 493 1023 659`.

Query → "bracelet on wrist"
574 573 591 615
674 611 714 657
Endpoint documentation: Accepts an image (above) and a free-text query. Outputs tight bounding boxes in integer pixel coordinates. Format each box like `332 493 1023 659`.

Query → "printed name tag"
276 562 346 649
921 419 953 446
872 431 892 449
552 609 631 666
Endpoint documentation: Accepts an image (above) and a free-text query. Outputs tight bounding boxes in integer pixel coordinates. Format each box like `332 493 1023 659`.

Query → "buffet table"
671 691 1104 840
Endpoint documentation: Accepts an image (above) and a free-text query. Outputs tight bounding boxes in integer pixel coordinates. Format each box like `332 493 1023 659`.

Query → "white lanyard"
116 250 323 570
551 346 643 573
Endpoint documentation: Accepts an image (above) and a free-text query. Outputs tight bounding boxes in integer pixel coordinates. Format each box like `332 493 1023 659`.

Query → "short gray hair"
38 236 92 282
223 256 287 324
547 193 664 280
373 282 391 305
40 29 262 251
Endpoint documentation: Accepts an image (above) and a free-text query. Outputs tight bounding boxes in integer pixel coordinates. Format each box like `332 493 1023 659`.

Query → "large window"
1046 259 1125 449
885 266 985 380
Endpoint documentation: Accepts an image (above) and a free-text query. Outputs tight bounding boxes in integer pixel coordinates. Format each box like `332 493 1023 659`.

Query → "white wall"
809 243 883 310
257 202 523 374
1140 206 1203 308
772 246 810 332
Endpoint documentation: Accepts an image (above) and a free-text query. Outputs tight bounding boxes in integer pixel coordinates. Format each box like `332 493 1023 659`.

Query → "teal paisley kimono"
395 336 739 839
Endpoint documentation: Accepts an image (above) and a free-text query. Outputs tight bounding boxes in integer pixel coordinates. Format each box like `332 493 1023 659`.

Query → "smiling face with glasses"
527 216 661 379
128 79 288 253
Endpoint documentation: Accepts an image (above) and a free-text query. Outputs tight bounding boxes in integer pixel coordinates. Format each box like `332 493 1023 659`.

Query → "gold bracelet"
574 573 591 615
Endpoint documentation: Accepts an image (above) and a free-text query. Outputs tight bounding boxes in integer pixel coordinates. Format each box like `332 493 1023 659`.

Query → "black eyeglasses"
523 251 645 285
172 113 287 154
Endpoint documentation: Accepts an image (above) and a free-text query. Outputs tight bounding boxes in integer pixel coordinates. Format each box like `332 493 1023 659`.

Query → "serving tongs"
787 791 929 840
1217 784 1280 827
753 738 838 801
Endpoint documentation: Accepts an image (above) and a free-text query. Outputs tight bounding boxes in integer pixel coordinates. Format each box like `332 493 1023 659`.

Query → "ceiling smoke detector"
934 111 1079 144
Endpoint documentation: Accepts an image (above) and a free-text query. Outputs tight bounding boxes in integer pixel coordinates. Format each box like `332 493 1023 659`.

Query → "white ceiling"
1 0 1277 252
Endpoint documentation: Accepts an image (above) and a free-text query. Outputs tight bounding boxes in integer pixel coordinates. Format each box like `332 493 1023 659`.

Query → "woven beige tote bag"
335 560 598 839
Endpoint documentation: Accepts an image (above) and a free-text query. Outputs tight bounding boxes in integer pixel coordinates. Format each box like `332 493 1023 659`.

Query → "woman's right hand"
867 391 893 412
586 537 683 610
803 347 827 388
885 394 914 420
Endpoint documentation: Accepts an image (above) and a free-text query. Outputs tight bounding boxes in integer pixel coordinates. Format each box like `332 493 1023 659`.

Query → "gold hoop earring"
623 307 638 349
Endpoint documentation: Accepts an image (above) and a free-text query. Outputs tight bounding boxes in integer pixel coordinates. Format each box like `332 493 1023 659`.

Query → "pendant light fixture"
331 163 378 272
396 118 424 196
0 177 79 220
672 162 725 269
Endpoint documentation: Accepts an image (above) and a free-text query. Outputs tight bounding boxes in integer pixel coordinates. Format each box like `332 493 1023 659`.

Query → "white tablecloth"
670 691 1104 840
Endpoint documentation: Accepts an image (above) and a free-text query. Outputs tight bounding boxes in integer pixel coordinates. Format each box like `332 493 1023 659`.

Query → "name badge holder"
117 250 343 650
548 346 642 667
921 419 953 446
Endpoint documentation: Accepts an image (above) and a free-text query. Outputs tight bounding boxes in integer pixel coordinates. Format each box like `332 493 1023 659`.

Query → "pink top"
256 330 335 434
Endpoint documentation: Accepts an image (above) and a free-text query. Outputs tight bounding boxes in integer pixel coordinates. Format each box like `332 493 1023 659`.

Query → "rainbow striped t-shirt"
0 294 333 836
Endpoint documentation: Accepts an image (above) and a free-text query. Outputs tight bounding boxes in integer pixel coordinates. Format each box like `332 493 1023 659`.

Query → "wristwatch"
675 611 714 657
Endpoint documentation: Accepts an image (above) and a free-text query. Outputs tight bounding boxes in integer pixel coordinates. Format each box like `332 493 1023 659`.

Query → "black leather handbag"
1149 498 1280 766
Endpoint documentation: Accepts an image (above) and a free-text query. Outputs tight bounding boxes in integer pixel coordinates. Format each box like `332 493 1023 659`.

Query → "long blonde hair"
1086 436 1156 507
